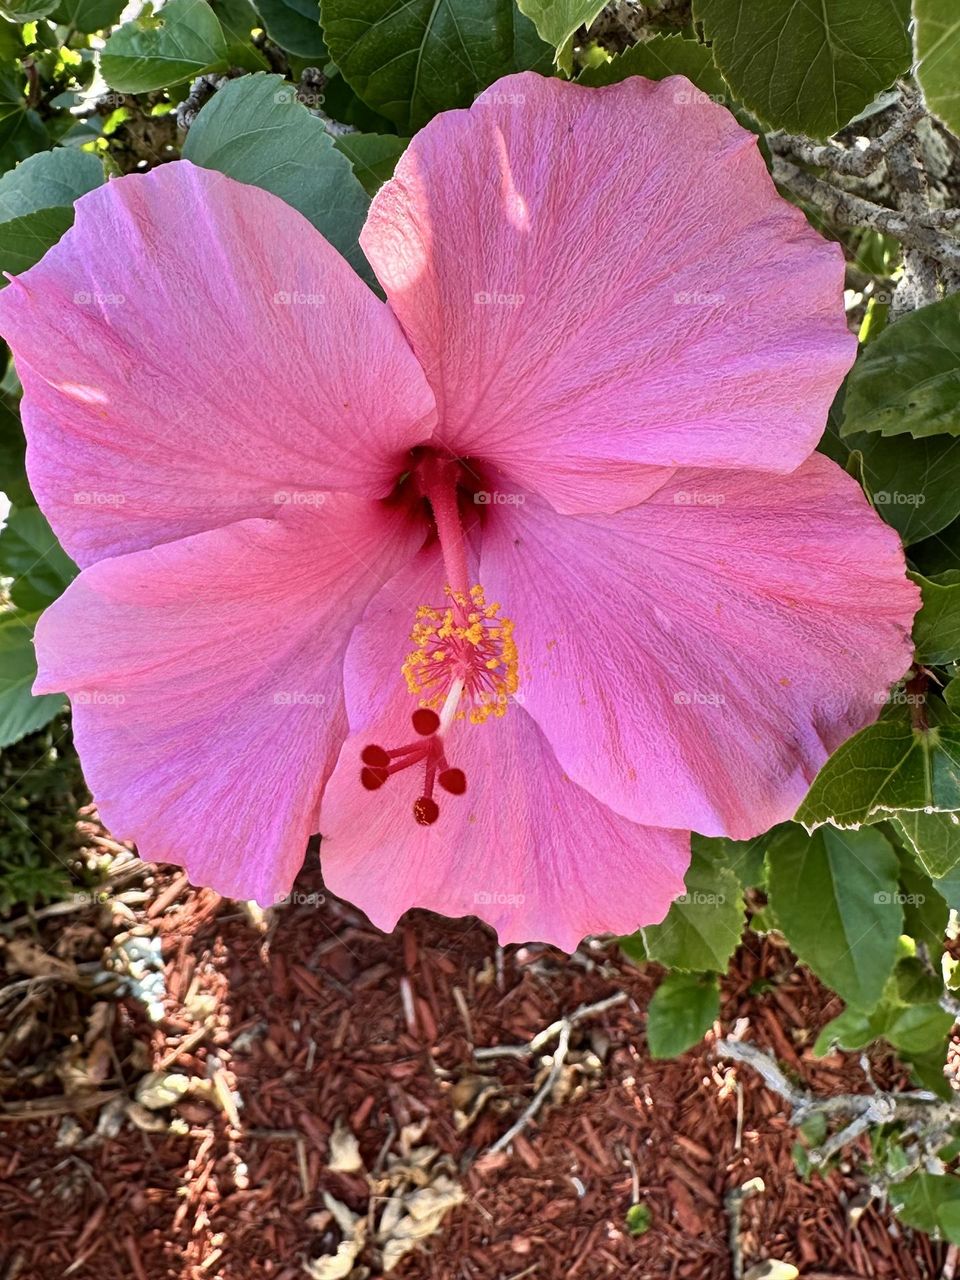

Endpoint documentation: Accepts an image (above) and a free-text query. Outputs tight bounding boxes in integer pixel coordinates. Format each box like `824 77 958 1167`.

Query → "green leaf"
892 1173 960 1243
842 296 960 440
895 847 949 951
0 505 76 610
914 0 960 137
0 611 64 748
333 133 407 196
0 394 30 505
894 809 960 879
209 0 270 69
816 991 953 1058
844 429 960 545
182 72 372 283
578 32 725 95
51 0 126 32
693 831 772 890
798 703 960 827
766 825 901 1010
0 147 103 278
0 68 48 176
638 847 744 972
255 0 324 56
0 0 59 19
692 0 911 137
101 0 229 93
646 971 719 1059
515 0 603 52
321 0 553 132
909 571 960 664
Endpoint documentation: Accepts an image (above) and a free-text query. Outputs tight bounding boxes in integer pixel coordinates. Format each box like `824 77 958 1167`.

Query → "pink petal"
361 72 856 515
34 494 425 905
0 160 436 566
319 551 690 951
478 455 919 838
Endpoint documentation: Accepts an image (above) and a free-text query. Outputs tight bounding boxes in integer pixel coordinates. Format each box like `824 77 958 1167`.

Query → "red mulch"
0 859 952 1280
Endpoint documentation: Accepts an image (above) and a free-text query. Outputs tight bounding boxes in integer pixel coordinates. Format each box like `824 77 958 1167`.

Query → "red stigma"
414 796 440 825
412 707 440 735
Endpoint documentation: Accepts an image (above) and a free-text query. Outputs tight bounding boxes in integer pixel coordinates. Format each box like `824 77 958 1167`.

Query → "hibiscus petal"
0 160 436 566
319 551 690 951
33 494 425 904
362 72 855 514
478 455 919 838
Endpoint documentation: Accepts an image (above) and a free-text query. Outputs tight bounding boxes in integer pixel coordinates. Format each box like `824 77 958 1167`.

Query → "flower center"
358 454 519 825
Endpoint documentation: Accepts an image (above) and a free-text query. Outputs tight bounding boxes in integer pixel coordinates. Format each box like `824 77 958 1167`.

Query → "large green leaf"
0 147 103 279
914 0 960 137
321 0 553 132
692 0 912 137
766 825 901 1010
842 296 960 440
636 847 744 972
516 0 603 51
892 1173 960 1244
895 809 960 878
578 33 725 95
101 0 229 93
51 0 126 32
910 571 960 663
844 429 960 545
0 611 64 748
183 72 372 283
798 703 960 827
333 133 407 196
255 0 324 56
645 972 719 1059
0 505 76 611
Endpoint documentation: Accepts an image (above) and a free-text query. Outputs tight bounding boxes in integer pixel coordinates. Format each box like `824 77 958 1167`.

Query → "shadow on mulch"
0 858 951 1280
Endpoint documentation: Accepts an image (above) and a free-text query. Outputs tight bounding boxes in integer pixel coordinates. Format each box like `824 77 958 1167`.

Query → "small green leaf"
333 133 407 196
914 0 960 137
101 0 229 94
646 971 719 1059
255 0 324 56
766 824 901 1010
51 0 126 32
0 505 76 610
0 68 48 176
624 1203 652 1237
842 296 960 440
638 847 744 972
0 147 103 278
183 72 372 283
515 0 603 52
895 809 960 879
892 1173 960 1243
693 831 774 891
798 703 960 828
910 571 960 664
321 0 553 132
578 32 725 95
844 429 960 545
0 611 64 748
692 0 911 138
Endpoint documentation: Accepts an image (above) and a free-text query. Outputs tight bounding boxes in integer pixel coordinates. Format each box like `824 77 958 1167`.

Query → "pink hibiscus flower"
0 73 917 951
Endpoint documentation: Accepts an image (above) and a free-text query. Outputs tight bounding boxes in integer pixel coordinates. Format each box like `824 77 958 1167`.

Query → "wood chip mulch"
0 859 953 1280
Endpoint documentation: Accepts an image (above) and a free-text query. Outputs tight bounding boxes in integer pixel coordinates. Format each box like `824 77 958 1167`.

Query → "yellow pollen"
401 584 519 724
